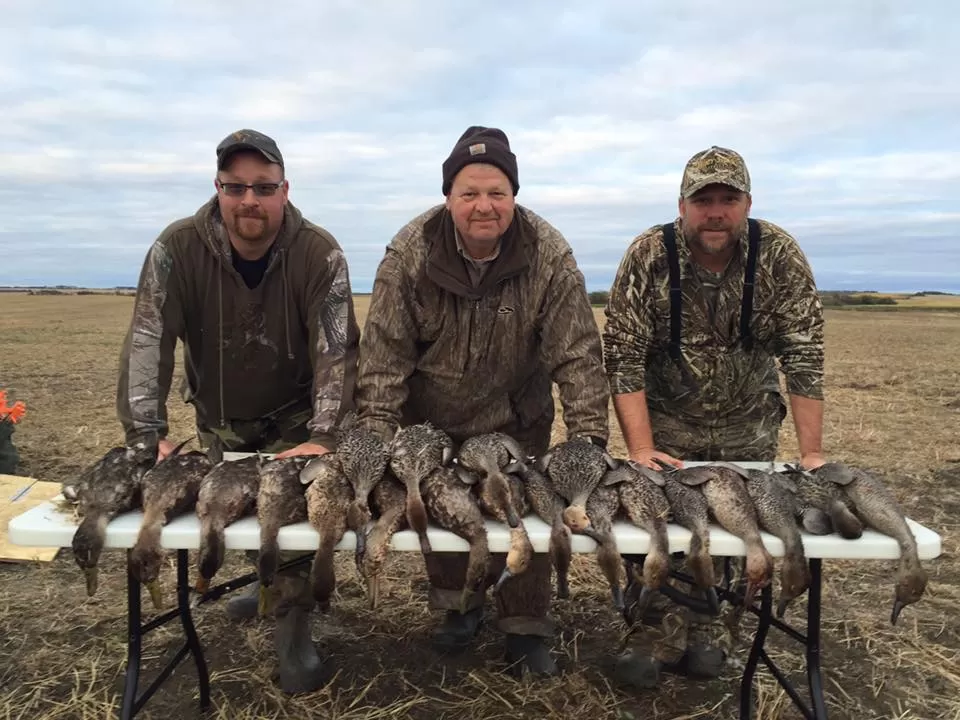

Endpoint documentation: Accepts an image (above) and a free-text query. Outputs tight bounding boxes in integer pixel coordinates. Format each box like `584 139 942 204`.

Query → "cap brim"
217 143 282 168
682 177 749 198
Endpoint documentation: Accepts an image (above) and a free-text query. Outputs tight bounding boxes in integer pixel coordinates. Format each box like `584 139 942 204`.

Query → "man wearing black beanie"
354 126 610 678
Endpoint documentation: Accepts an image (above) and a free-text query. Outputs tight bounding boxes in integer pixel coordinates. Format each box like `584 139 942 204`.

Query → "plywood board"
0 474 64 562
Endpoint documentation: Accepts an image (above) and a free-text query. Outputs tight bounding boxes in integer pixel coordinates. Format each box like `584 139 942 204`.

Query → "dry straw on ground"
1 293 957 719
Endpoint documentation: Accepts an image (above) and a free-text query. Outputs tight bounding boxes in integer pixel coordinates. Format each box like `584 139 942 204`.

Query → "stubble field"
0 293 957 719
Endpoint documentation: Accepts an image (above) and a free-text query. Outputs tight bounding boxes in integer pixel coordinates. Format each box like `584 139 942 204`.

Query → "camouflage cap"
680 146 751 198
216 129 284 170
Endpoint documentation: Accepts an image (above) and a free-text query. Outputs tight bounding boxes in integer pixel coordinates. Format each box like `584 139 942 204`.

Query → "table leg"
807 559 828 719
739 583 773 720
177 549 210 711
120 550 142 720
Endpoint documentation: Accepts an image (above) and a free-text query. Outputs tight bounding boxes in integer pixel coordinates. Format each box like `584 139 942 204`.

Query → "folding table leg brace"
624 555 829 720
119 550 313 719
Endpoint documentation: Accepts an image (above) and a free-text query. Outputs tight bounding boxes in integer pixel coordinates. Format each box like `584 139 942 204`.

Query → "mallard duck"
421 465 491 614
256 455 314 615
609 461 672 617
71 442 155 596
129 440 211 608
361 475 409 609
537 437 617 532
669 462 774 608
388 422 455 556
507 459 572 599
301 453 354 611
811 462 928 624
780 463 863 539
194 455 261 594
742 467 811 618
580 483 625 611
334 414 391 568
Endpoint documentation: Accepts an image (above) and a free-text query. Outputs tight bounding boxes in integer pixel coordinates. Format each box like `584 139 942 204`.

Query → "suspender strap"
740 218 761 351
660 223 699 392
661 222 684 365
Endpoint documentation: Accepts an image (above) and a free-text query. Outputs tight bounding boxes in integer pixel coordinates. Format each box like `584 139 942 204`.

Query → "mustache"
236 211 266 219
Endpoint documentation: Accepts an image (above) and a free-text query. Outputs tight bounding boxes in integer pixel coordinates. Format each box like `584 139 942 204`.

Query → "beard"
682 220 745 257
230 211 271 243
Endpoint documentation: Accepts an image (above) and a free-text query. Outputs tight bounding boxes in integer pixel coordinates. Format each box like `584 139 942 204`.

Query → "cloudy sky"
2 0 956 292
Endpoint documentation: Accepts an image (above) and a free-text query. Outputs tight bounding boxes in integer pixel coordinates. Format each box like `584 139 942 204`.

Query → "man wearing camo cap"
602 146 827 687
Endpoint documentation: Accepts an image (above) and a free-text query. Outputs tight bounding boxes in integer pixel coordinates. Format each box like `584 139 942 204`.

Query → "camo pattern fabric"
680 145 751 198
116 198 359 452
603 217 824 428
355 204 610 446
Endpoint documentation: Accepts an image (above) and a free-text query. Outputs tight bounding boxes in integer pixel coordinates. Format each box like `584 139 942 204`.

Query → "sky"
1 1 957 293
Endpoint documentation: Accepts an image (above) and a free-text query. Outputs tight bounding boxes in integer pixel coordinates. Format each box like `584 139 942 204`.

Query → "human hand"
629 447 684 470
273 442 332 460
157 438 176 461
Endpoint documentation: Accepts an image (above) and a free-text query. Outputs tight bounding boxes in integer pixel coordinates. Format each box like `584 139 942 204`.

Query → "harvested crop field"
1 293 957 719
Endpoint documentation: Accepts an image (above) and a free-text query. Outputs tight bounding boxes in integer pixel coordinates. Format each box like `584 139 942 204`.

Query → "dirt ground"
0 293 956 719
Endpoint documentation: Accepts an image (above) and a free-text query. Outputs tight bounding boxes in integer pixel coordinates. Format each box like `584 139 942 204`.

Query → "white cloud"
0 0 957 291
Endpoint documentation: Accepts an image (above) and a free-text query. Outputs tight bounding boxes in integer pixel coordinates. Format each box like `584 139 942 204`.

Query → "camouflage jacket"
355 204 610 447
603 217 824 424
116 197 360 450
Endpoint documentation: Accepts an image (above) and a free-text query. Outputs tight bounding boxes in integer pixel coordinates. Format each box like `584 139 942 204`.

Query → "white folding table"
7 460 942 720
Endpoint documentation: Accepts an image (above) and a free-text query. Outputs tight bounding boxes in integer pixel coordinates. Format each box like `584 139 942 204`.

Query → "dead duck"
537 437 618 532
581 483 625 611
668 462 774 608
129 439 212 608
360 475 409 609
456 432 526 528
421 465 491 614
506 459 572 599
780 463 863 539
742 467 812 618
812 462 928 624
194 455 261 595
301 453 354 611
389 422 455 556
70 442 155 596
657 467 720 614
607 461 673 617
334 414 392 569
456 456 534 592
256 455 314 616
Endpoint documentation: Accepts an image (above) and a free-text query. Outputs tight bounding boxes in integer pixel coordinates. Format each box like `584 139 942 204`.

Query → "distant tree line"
819 292 897 306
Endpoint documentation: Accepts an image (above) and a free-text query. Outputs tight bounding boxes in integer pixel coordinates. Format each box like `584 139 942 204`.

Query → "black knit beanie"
441 126 519 196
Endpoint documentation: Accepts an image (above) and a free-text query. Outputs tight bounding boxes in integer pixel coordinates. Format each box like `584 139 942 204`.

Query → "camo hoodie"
603 217 824 424
116 196 359 450
354 204 609 447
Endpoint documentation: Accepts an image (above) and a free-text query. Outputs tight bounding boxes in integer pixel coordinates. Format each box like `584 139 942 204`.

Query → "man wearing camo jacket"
602 146 827 687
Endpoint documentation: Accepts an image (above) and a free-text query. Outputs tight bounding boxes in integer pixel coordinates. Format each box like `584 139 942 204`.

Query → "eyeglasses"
216 180 284 197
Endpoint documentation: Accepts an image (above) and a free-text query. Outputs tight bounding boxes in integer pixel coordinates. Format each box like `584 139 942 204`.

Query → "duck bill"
743 580 761 609
194 577 210 595
354 530 367 572
775 596 790 619
494 567 514 593
83 567 99 597
145 580 164 609
418 531 432 556
704 587 720 616
258 584 274 617
505 507 520 529
367 575 382 611
632 585 653 618
890 599 905 626
610 584 625 612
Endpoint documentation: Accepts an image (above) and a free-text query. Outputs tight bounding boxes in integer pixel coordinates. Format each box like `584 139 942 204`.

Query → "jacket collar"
424 208 530 299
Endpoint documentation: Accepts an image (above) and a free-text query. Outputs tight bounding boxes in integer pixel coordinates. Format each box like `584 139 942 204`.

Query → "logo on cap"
468 143 487 155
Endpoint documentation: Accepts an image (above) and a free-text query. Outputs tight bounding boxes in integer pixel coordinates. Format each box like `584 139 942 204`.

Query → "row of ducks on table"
62 416 928 626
